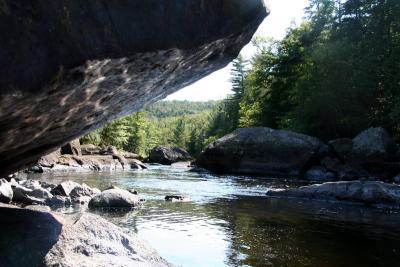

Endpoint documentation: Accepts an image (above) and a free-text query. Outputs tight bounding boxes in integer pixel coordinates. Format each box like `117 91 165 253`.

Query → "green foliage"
229 0 400 141
81 101 217 157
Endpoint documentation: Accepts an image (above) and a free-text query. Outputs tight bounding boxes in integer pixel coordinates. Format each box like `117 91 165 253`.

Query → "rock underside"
0 0 268 176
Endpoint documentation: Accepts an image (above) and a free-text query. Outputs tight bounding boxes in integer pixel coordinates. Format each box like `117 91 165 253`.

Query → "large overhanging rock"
0 0 268 176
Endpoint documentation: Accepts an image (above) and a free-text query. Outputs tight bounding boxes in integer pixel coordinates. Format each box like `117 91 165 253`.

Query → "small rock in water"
165 195 188 202
89 188 142 209
46 195 72 209
51 181 81 196
128 188 138 195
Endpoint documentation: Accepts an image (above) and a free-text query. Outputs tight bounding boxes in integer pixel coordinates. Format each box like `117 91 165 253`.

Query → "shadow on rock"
0 205 62 267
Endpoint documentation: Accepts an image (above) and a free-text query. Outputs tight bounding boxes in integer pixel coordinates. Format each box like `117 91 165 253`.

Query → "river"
30 165 400 267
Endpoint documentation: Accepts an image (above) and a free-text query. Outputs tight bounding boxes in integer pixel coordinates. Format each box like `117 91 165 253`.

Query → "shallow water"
31 165 400 267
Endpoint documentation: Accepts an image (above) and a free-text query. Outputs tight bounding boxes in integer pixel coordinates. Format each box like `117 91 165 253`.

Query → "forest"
82 0 400 157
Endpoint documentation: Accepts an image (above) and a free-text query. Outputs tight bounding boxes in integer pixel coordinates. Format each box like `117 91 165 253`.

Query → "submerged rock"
0 179 13 203
267 181 400 207
197 127 327 176
0 0 268 177
147 146 192 165
165 195 189 202
89 188 142 209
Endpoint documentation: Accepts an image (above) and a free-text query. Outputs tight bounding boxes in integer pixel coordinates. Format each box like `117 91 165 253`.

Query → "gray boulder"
61 139 82 156
13 184 53 205
0 179 13 203
147 146 192 165
0 205 173 267
44 213 174 267
350 127 397 162
70 183 101 199
51 181 81 196
81 144 102 155
89 188 142 209
267 181 400 206
197 127 327 176
45 196 72 209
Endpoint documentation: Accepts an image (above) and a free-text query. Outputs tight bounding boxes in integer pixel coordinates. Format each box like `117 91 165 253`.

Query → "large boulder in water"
147 145 192 165
0 0 268 177
197 127 327 176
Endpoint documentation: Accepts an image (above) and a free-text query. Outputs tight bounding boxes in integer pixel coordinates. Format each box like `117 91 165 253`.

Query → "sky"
166 0 309 101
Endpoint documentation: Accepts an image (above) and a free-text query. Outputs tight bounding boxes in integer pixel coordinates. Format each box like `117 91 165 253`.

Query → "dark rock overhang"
0 0 269 176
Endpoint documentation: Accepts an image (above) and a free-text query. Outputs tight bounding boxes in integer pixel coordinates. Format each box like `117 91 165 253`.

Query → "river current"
30 165 400 267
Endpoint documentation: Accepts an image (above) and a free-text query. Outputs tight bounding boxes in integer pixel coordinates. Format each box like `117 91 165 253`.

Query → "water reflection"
30 166 400 267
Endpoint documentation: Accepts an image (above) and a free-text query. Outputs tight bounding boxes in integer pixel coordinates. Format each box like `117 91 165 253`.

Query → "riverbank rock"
29 149 147 173
0 179 13 203
267 181 400 207
329 128 397 163
197 127 327 176
0 204 173 267
51 181 81 196
81 144 102 155
0 0 268 177
147 146 193 165
61 139 82 156
13 184 53 205
89 188 142 209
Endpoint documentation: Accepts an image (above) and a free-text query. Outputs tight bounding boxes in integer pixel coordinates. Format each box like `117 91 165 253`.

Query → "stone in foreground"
0 204 173 267
267 181 400 207
197 127 327 176
0 0 268 176
89 188 142 209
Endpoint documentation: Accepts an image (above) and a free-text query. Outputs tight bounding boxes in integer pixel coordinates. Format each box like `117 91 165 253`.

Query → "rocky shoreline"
28 141 148 173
